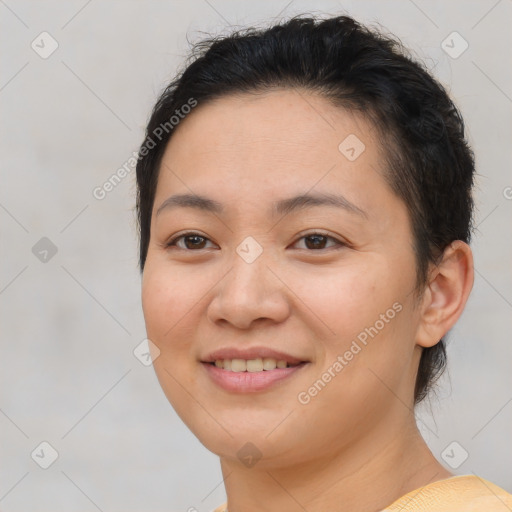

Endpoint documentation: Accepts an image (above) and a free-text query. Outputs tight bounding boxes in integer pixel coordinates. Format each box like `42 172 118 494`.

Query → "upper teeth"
214 358 290 372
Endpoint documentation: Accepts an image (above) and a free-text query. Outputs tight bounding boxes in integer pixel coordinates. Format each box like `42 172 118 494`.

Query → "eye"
165 232 216 250
292 232 346 251
164 231 346 252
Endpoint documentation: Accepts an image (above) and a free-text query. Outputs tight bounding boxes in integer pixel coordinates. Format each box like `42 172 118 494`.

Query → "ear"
416 241 474 348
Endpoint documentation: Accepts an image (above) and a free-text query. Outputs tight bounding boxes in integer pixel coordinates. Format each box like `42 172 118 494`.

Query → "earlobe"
416 241 474 348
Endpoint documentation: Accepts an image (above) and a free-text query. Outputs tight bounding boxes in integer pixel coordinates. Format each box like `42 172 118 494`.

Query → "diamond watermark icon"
441 441 469 469
338 134 365 161
237 442 262 468
31 32 59 59
133 338 160 366
32 237 58 263
441 32 468 59
31 441 59 469
236 236 263 264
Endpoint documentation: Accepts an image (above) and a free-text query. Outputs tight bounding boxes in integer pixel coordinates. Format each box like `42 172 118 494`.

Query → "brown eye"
304 234 328 249
166 233 215 250
183 235 208 249
294 233 344 251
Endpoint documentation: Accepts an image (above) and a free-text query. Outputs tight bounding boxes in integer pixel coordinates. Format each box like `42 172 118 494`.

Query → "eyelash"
164 231 347 252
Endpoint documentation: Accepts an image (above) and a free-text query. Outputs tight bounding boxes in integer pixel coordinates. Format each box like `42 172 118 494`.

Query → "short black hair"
135 14 475 404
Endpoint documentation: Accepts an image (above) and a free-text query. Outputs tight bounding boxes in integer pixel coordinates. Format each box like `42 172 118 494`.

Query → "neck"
219 414 452 512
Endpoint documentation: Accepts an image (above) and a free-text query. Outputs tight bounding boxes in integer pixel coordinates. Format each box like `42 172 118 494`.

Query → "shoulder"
212 476 512 512
382 475 512 512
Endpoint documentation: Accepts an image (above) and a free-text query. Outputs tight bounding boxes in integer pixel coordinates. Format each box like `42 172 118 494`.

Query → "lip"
200 346 309 393
202 361 308 393
202 346 305 365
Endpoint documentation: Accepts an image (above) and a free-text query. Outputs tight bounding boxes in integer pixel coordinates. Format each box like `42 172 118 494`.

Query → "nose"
207 249 291 330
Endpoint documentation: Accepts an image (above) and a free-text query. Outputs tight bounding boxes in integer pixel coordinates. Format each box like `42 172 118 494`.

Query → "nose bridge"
208 236 289 328
226 235 272 301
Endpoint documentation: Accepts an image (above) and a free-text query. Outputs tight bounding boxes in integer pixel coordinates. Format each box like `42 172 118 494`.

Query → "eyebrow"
155 191 368 219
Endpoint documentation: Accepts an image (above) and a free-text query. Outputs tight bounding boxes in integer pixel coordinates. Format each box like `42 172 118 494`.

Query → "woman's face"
142 89 426 468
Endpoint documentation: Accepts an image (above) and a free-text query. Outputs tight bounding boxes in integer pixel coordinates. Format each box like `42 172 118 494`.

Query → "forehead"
164 88 380 167
155 89 399 225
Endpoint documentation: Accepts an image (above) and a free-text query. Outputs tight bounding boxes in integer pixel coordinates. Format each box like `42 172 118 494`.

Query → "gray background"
1 1 511 511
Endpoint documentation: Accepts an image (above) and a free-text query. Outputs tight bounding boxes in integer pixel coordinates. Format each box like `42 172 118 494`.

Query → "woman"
135 14 512 511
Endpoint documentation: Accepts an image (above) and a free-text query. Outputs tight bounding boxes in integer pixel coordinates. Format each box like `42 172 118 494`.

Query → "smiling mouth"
202 358 308 393
208 358 303 372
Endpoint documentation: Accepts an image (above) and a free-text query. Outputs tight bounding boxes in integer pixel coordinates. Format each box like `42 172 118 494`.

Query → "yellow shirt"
212 475 512 512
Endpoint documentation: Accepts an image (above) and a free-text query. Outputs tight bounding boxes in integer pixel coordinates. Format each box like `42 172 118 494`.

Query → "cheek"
141 268 172 339
297 260 391 340
322 267 416 398
298 257 413 382
141 260 205 341
141 263 203 419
